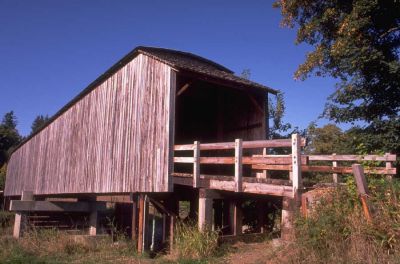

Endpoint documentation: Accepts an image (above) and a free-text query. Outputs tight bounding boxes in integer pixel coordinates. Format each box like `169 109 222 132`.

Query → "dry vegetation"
1 177 399 263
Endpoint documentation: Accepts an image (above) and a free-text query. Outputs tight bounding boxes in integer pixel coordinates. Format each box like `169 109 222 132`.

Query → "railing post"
332 153 338 185
235 139 243 192
385 153 393 181
193 141 200 188
291 134 302 201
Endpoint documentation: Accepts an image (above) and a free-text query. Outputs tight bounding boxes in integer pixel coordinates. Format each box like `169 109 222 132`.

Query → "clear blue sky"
0 0 339 136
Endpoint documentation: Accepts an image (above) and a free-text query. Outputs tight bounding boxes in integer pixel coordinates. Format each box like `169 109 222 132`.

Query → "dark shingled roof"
137 46 278 94
12 46 278 153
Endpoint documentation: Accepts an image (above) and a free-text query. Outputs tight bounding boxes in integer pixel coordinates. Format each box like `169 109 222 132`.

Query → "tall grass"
290 177 400 263
171 221 219 261
0 227 139 263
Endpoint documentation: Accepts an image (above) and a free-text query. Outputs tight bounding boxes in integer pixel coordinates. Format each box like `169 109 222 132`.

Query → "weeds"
291 178 400 263
171 221 219 261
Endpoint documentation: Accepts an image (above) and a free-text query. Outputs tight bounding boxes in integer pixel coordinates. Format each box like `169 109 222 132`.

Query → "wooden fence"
173 134 397 197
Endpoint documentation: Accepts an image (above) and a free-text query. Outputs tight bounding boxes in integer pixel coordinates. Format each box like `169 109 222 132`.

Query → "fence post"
193 141 200 188
235 139 243 192
385 153 393 181
291 134 302 202
332 153 338 185
352 164 372 222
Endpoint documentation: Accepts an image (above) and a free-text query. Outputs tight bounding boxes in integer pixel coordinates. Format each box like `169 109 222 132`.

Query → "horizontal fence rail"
172 135 397 197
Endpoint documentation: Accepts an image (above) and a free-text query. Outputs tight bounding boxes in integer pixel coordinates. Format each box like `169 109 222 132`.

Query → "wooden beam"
302 165 396 175
198 189 213 231
10 201 107 212
13 191 33 239
173 176 293 197
193 141 200 188
332 153 338 184
131 195 137 241
229 200 242 236
89 210 98 236
292 134 302 201
352 164 369 195
281 197 295 240
174 138 306 151
177 82 190 96
308 154 396 161
235 139 243 192
214 200 223 230
137 194 145 253
352 164 372 222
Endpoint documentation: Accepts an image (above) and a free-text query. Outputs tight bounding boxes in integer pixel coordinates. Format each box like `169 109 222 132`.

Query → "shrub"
0 210 14 229
172 221 219 261
291 178 400 263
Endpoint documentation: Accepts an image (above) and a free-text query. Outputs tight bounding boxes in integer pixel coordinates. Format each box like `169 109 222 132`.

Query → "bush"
172 221 219 261
291 178 400 263
0 210 14 229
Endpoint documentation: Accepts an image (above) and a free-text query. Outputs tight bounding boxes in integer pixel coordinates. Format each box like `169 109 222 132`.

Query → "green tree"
274 0 400 153
268 92 293 139
305 123 354 154
30 115 50 135
0 111 21 167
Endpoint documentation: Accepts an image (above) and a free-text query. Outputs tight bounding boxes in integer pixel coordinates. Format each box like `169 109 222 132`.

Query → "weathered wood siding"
5 54 175 196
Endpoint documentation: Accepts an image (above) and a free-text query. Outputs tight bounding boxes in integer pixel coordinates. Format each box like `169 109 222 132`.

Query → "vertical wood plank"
352 164 369 195
5 54 173 196
193 141 200 188
385 153 393 180
13 191 33 239
234 139 243 192
89 209 98 236
352 164 372 222
131 195 137 242
198 189 213 231
332 153 338 184
291 134 302 201
137 194 145 253
229 200 242 236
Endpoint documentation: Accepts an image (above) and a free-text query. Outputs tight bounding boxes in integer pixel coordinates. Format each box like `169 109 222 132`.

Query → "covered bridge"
5 46 276 196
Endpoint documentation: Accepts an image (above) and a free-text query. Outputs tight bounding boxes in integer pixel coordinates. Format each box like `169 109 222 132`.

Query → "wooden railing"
173 134 305 197
173 134 397 196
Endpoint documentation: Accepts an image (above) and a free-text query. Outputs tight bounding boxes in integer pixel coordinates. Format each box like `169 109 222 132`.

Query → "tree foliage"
305 123 354 154
0 111 21 167
274 0 400 122
31 115 50 135
268 92 294 139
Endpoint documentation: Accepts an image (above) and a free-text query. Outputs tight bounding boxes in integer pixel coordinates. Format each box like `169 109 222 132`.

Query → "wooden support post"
229 200 242 236
222 200 230 235
13 191 33 239
291 134 302 202
332 153 338 184
352 164 372 222
385 153 393 181
89 209 98 236
262 147 270 179
281 196 295 240
235 139 243 192
189 194 199 220
131 194 137 241
169 215 175 251
193 141 200 188
214 200 223 231
198 189 213 231
137 194 145 253
256 201 267 233
165 196 178 252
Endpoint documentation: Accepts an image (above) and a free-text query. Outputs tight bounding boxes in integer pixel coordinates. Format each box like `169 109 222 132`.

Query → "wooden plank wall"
5 54 175 196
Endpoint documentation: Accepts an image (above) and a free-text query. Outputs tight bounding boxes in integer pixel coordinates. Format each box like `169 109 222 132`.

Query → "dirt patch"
222 239 288 264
